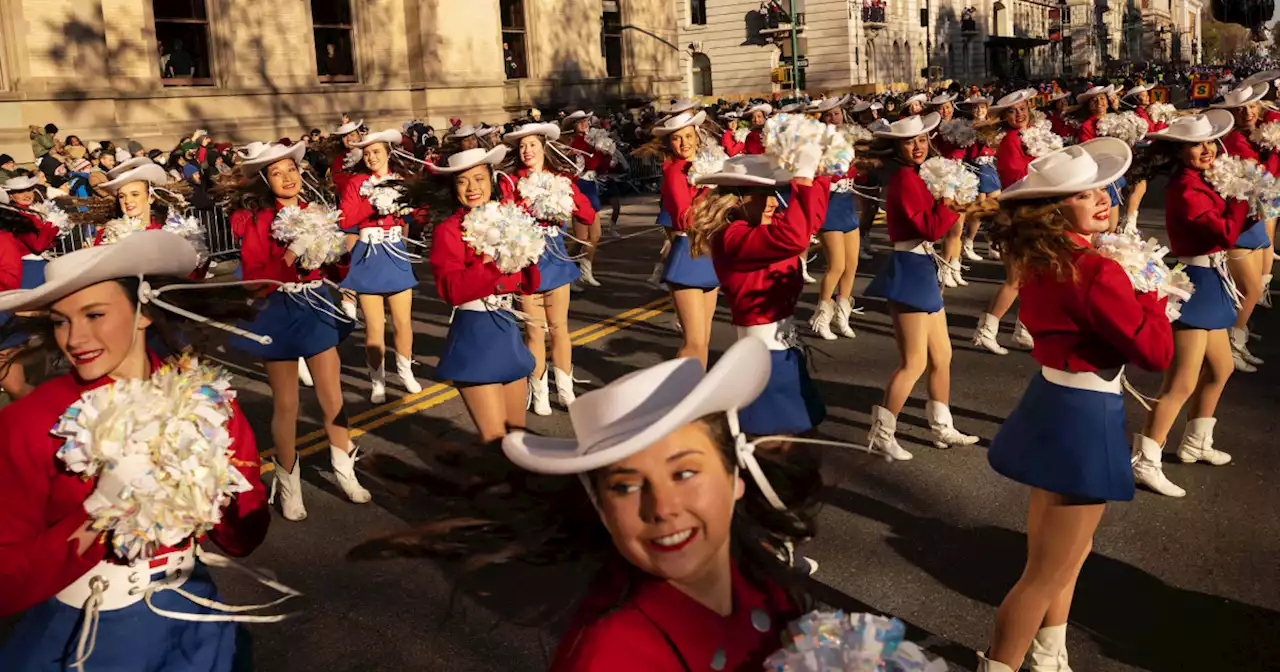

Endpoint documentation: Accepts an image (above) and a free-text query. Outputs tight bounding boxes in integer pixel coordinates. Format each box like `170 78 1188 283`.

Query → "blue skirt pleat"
0 565 240 672
228 289 354 361
436 309 535 384
820 192 860 233
577 180 602 212
976 163 1000 193
340 240 418 295
864 251 943 313
737 347 826 436
536 232 581 292
989 373 1134 501
1234 220 1272 250
661 236 719 289
1175 265 1238 330
657 209 673 229
1106 176 1127 207
20 258 46 289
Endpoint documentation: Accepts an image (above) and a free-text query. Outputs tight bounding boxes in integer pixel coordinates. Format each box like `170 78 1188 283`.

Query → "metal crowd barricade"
616 155 663 195
45 209 242 261
48 223 95 257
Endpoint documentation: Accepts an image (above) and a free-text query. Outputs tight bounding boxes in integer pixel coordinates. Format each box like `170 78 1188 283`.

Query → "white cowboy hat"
430 145 508 174
810 95 850 113
903 93 929 108
665 99 700 115
780 102 806 113
503 122 561 143
960 95 993 106
1046 92 1070 102
929 92 957 106
990 88 1036 111
1 175 40 192
0 231 198 313
335 119 363 136
353 129 404 148
114 147 133 165
871 112 942 139
1123 84 1154 99
503 338 771 475
999 138 1132 202
744 102 774 117
107 157 154 179
852 100 884 113
560 110 595 128
1076 85 1112 105
99 163 169 195
237 142 306 176
652 110 708 137
1211 83 1270 109
693 154 793 187
1148 109 1234 143
476 126 499 138
449 125 479 139
1240 70 1280 89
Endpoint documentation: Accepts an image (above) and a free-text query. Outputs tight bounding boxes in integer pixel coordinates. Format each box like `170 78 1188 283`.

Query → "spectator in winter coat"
29 125 56 159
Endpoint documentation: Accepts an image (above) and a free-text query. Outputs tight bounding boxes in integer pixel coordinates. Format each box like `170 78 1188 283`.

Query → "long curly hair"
987 197 1088 282
686 190 747 257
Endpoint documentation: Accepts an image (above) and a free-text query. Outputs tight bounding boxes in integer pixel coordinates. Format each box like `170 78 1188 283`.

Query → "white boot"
1132 434 1186 498
297 357 314 387
579 259 602 287
1176 417 1232 466
553 366 577 407
834 297 858 338
941 260 959 288
963 238 983 261
800 255 817 284
949 259 969 286
926 400 980 449
987 245 1002 261
369 360 387 404
1029 624 1073 672
1260 274 1273 308
973 313 1009 355
330 444 372 504
646 261 665 289
270 457 307 522
976 651 1016 672
868 405 914 460
1231 327 1263 365
396 353 422 394
1233 350 1258 373
528 370 552 416
809 300 838 340
342 298 358 320
1013 320 1035 349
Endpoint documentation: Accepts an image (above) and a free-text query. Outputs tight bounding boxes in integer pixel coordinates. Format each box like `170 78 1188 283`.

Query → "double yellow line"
260 297 672 473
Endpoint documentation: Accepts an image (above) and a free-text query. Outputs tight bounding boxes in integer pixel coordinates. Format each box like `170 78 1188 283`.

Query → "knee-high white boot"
1132 434 1186 497
270 456 307 522
330 444 372 504
396 353 422 394
868 405 913 460
528 370 552 416
1175 417 1232 465
1029 624 1073 672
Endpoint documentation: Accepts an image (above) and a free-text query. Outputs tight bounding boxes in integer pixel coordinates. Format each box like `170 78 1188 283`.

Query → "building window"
691 52 712 95
154 0 213 86
602 1 624 78
313 0 357 83
501 0 529 79
690 0 708 25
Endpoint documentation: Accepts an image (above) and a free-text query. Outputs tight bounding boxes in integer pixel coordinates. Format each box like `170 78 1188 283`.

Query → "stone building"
0 0 681 163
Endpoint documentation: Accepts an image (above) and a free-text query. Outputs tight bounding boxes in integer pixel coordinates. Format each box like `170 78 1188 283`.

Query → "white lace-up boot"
941 261 959 288
949 259 969 286
868 405 913 460
810 300 838 340
270 456 307 522
1013 320 1035 349
963 239 983 261
834 297 857 338
926 400 980 448
579 259 602 287
1176 417 1232 466
976 652 1015 672
1231 327 1263 365
330 444 372 504
800 256 817 284
973 313 1009 355
297 358 314 387
342 298 358 320
1260 274 1273 308
396 353 422 394
369 360 386 404
1132 434 1186 497
528 370 552 416
1029 624 1073 672
553 367 577 407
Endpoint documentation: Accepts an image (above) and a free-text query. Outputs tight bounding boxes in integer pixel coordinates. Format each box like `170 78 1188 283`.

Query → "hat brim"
1147 109 1234 143
238 143 306 176
929 94 957 106
962 97 993 106
812 95 849 113
653 110 708 137
503 123 561 143
335 120 364 136
999 138 1132 202
745 103 774 117
560 111 595 129
502 339 771 475
353 129 404 148
431 145 508 174
0 231 199 312
1211 83 1269 108
2 176 40 191
1241 70 1280 89
990 90 1035 111
872 111 941 139
100 164 169 194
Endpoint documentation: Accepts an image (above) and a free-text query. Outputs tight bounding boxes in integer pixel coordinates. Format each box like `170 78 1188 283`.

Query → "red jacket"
711 178 831 326
10 207 60 255
340 173 408 233
429 207 540 306
500 167 597 228
569 135 612 175
721 128 765 157
332 149 357 196
884 163 959 243
1133 107 1168 133
0 352 269 617
233 202 326 287
660 158 704 232
0 230 24 291
1019 239 1173 374
1219 128 1279 174
1076 116 1102 142
996 127 1033 188
933 134 968 161
1048 111 1075 138
1164 167 1249 257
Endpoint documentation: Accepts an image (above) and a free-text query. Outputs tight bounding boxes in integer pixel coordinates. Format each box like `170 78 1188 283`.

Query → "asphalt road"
6 176 1279 671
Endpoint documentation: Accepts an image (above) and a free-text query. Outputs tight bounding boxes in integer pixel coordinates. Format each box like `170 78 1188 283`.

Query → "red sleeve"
715 179 829 270
1220 132 1261 163
1182 187 1249 249
1076 118 1097 142
206 402 269 558
996 130 1032 187
721 130 745 157
892 168 958 241
662 163 697 232
339 175 376 232
745 130 766 155
551 612 679 672
16 214 59 254
429 215 528 305
1083 258 1174 372
0 234 22 291
571 180 598 227
236 209 296 284
588 149 611 173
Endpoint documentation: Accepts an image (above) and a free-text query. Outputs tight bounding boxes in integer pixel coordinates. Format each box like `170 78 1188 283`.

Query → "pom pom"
31 201 73 234
1021 125 1065 157
939 119 977 148
518 171 577 224
763 610 947 672
687 143 730 186
1093 231 1196 320
764 113 855 177
1096 112 1149 146
359 174 408 216
1147 102 1177 125
342 148 364 170
918 157 979 204
461 201 546 273
271 204 346 269
733 127 751 144
585 127 619 157
1251 121 1280 153
841 123 874 144
1203 154 1255 202
53 356 253 562
162 212 209 265
96 216 151 246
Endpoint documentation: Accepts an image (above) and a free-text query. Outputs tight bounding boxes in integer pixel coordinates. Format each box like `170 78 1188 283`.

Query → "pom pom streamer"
763 610 947 672
585 127 619 157
1147 102 1177 126
688 143 730 186
919 157 979 204
733 127 751 144
270 204 347 269
938 119 977 148
1095 112 1149 146
96 216 152 246
1203 154 1280 219
461 201 546 273
31 201 74 234
1250 121 1280 153
1021 125 1065 157
162 212 210 265
763 113 856 177
1093 231 1195 321
517 171 576 224
359 174 410 216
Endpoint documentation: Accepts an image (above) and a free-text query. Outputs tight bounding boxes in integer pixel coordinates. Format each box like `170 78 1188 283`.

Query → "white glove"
792 144 823 181
288 237 312 262
83 452 157 515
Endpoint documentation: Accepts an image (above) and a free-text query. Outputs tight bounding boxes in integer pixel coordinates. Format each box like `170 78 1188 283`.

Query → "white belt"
674 231 688 238
893 239 934 255
20 254 44 261
1176 254 1213 267
1177 251 1242 308
457 295 514 312
57 546 195 612
359 227 404 244
974 155 995 166
1041 366 1123 395
735 319 799 351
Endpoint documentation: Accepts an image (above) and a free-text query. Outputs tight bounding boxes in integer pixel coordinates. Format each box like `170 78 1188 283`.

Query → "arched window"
691 52 713 96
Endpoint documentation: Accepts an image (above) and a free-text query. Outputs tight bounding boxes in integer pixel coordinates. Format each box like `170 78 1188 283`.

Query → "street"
9 177 1280 671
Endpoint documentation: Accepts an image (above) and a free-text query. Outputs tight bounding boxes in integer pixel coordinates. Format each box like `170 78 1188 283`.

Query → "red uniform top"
233 201 326 287
429 207 540 306
1219 128 1280 174
968 138 997 162
1048 112 1075 138
551 561 798 672
996 127 1033 187
0 352 269 617
1019 239 1173 373
332 149 357 196
884 163 959 242
1164 167 1249 256
721 129 765 157
1133 107 1168 133
661 158 704 232
711 178 831 326
0 230 24 291
500 167 597 228
91 216 163 247
11 207 60 255
1076 116 1102 142
1264 109 1280 124
933 133 968 161
569 135 612 175
340 173 408 233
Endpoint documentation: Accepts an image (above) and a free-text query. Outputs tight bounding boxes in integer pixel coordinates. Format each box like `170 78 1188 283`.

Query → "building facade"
0 0 681 163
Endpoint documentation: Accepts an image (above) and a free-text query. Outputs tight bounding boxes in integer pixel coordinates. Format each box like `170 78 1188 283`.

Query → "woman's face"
10 188 36 207
99 153 117 170
668 125 699 161
749 110 767 126
821 108 844 126
68 136 83 147
266 158 301 200
1054 98 1067 113
1137 91 1151 106
1088 94 1108 117
937 102 954 121
1179 140 1217 171
972 102 989 121
1004 102 1029 129
905 101 924 116
595 422 742 585
343 130 361 147
459 135 480 151
518 135 545 172
117 181 151 219
51 280 151 382
898 134 929 166
741 189 781 226
1232 104 1259 130
575 118 590 134
1057 187 1113 235
454 164 492 208
363 142 390 174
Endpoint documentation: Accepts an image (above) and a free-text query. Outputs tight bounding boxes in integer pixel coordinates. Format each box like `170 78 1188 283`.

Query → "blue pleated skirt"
738 347 826 436
341 239 418 295
577 179 602 211
989 372 1134 502
976 163 1000 193
1106 176 1127 208
820 192 860 233
1176 265 1238 330
20 258 46 289
0 565 241 672
657 209 673 229
661 235 719 290
536 231 581 292
1234 220 1272 250
864 250 943 313
228 288 354 361
436 308 535 384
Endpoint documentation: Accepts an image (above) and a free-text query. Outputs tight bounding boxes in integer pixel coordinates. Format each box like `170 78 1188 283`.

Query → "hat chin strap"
134 278 280 346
